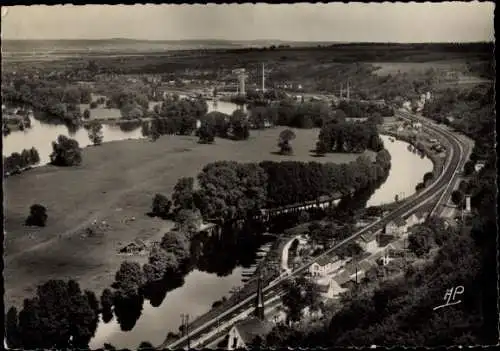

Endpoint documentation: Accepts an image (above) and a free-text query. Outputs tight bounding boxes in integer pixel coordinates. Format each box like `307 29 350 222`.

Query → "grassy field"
371 60 469 76
3 127 371 310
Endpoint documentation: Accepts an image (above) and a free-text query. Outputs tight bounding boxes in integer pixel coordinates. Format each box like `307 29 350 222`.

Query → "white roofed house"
309 256 342 277
405 211 428 228
474 160 486 173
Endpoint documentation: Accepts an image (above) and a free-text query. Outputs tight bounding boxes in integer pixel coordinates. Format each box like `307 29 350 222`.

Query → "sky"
1 2 495 42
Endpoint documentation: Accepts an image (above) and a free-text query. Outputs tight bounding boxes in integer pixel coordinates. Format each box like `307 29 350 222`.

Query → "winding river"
2 100 432 349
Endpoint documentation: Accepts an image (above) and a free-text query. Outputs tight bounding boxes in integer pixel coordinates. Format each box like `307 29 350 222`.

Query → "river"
2 100 243 166
3 101 432 349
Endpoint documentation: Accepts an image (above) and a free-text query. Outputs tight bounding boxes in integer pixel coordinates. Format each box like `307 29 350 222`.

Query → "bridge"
159 109 468 350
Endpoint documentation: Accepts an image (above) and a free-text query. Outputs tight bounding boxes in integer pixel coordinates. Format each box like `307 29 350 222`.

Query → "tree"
198 115 216 144
196 161 268 222
29 147 41 165
408 228 432 257
6 306 21 349
278 129 296 155
370 112 384 125
16 279 99 349
175 208 202 233
282 276 321 323
230 109 250 140
150 119 161 141
138 341 154 350
83 109 91 119
159 231 190 264
100 288 114 322
113 261 145 298
423 171 434 184
172 177 196 210
25 204 48 227
451 189 464 207
335 242 364 260
50 135 82 166
143 247 179 283
141 121 150 138
463 160 475 176
88 120 104 146
151 193 172 218
90 101 98 109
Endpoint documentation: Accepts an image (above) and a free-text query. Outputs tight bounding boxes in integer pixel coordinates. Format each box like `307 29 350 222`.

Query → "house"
384 218 408 236
317 278 347 299
227 275 272 350
356 231 379 253
309 256 342 277
384 240 407 260
226 317 273 350
346 117 369 123
412 121 422 130
333 269 352 287
118 238 148 255
474 161 486 173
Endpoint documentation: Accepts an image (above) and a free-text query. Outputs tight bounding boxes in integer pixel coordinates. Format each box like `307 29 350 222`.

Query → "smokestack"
262 63 265 93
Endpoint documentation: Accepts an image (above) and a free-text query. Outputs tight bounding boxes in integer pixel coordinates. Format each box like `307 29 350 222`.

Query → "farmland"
3 127 371 309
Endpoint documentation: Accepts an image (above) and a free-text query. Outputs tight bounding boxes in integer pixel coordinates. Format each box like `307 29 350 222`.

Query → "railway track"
161 109 467 350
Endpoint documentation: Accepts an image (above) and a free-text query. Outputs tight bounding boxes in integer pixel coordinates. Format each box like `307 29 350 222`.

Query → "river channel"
2 101 432 349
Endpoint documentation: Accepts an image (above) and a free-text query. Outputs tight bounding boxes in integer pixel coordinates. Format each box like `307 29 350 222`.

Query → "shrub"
152 194 172 218
25 204 48 227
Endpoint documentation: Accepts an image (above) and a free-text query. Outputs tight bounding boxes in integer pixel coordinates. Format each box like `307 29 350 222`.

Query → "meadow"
3 127 371 309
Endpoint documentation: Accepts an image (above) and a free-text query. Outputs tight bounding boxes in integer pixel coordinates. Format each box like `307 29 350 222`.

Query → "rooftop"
389 218 407 227
314 255 338 267
234 317 273 345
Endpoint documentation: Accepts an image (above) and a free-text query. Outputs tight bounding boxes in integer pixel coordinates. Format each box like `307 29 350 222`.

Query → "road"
160 109 467 350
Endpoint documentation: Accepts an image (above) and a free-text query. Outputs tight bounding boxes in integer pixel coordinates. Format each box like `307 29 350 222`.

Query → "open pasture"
3 127 371 309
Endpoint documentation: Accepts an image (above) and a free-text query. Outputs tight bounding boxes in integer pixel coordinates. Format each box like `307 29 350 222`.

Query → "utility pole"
181 313 191 349
346 80 350 101
340 83 343 99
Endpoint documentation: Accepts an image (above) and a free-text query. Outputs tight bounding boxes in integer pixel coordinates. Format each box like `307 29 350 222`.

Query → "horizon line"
1 38 494 44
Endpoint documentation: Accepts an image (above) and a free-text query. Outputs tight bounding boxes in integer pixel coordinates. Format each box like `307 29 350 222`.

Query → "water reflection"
366 135 433 207
2 115 143 165
113 294 145 332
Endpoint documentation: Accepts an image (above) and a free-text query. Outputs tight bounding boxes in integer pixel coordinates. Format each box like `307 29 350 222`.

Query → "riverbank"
379 122 446 192
3 127 367 310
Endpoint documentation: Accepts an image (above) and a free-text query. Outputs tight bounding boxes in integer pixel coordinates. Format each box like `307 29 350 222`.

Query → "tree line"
2 79 92 126
3 147 41 176
166 148 391 224
317 120 384 153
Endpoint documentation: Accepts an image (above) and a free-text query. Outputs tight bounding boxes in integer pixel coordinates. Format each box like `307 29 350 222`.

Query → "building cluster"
305 211 428 300
402 91 432 113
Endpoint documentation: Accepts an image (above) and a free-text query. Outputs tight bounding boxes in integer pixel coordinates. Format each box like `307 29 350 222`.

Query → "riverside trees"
317 121 383 153
49 135 82 167
5 280 99 349
3 147 40 175
88 120 104 145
